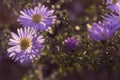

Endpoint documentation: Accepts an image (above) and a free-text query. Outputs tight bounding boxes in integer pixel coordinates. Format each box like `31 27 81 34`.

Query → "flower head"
18 5 56 30
88 21 116 41
105 13 120 29
7 27 45 63
65 37 78 50
106 0 120 12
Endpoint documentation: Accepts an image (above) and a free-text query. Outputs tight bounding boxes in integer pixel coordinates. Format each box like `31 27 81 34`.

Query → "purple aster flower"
88 21 117 41
106 0 120 12
7 27 45 63
18 5 56 30
65 37 78 50
105 13 120 29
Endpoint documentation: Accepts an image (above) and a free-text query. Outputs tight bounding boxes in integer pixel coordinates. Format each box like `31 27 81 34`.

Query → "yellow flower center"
32 14 43 23
112 0 118 4
20 38 31 50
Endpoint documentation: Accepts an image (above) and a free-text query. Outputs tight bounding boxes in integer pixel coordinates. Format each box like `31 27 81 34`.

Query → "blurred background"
1 0 120 80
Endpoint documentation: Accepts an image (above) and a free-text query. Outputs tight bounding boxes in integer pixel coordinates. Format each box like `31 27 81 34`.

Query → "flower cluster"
88 0 120 41
7 5 56 63
7 1 120 64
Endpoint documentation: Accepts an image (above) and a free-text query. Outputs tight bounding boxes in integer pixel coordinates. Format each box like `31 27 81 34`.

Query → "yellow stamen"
32 14 43 23
20 38 31 50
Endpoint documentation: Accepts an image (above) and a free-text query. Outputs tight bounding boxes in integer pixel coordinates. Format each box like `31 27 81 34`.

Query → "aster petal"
9 52 16 57
17 28 22 38
10 39 19 43
40 5 45 12
20 11 30 17
34 6 38 14
47 10 54 16
7 45 20 53
36 22 47 30
19 15 32 19
20 28 24 37
27 8 34 16
23 9 32 16
11 32 20 40
18 18 35 27
37 38 45 44
8 41 18 46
